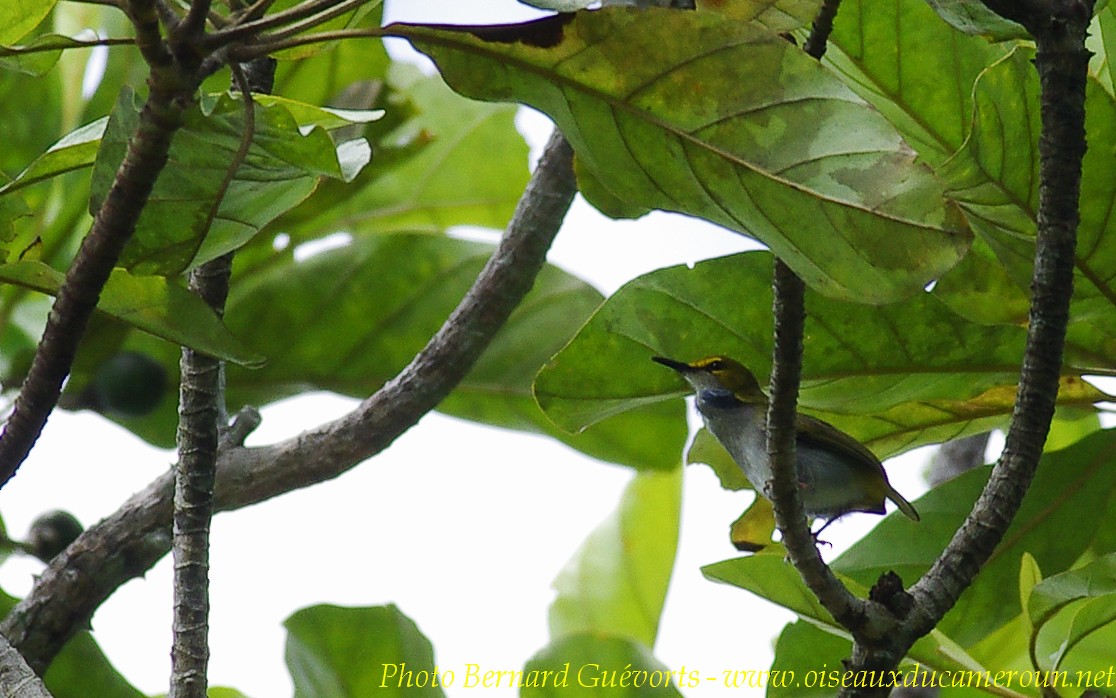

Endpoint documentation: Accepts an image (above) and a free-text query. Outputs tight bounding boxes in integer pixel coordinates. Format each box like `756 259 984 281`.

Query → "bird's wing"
794 413 884 471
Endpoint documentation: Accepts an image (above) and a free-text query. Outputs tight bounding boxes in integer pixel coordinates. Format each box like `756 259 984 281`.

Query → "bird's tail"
887 486 920 522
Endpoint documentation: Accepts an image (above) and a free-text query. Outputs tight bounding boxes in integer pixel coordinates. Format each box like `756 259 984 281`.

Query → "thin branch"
1 130 578 673
0 38 135 58
249 0 367 44
801 0 842 59
766 260 867 627
167 64 255 698
904 0 1092 638
203 0 351 47
234 0 281 24
0 80 193 489
226 26 380 61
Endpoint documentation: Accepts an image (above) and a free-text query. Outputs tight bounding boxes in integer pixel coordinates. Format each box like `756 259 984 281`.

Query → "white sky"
0 2 946 697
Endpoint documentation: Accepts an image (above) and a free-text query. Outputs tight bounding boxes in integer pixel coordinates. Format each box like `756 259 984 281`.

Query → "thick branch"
0 634 52 698
1 131 578 673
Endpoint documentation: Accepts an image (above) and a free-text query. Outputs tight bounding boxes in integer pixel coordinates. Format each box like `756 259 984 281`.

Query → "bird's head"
651 355 766 403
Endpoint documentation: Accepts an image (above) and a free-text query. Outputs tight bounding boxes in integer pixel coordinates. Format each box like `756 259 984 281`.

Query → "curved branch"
0 131 578 673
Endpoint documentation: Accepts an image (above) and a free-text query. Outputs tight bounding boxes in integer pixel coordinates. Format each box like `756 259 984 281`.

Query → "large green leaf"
272 64 531 241
922 0 1029 40
0 0 57 45
522 634 684 696
0 261 261 365
285 604 444 698
44 632 145 698
230 234 683 468
392 9 971 303
534 251 1111 459
0 117 106 202
1091 4 1116 97
549 468 681 646
938 48 1116 366
90 89 369 275
1025 553 1116 673
823 0 1007 166
833 429 1116 650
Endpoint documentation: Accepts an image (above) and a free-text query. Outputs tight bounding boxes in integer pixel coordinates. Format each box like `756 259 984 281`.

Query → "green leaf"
91 89 362 275
824 0 1007 166
522 634 685 696
697 0 823 33
534 250 1111 458
769 621 854 697
1026 553 1116 672
273 64 531 241
0 0 57 45
0 261 262 365
272 3 389 106
939 48 1116 366
285 604 445 698
44 632 145 698
833 428 1116 649
687 427 751 491
1091 4 1116 98
549 468 681 646
392 10 970 303
0 117 106 200
922 0 1029 40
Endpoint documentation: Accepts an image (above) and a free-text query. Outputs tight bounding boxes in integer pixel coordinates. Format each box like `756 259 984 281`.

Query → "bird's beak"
651 356 692 374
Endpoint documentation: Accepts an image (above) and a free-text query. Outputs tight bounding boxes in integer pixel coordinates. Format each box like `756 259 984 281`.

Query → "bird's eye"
706 359 724 371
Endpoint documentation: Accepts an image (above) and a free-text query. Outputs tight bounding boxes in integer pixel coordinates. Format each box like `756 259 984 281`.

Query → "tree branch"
1 130 578 673
766 259 869 628
0 68 195 490
167 62 257 698
801 0 841 59
904 0 1092 637
0 634 52 698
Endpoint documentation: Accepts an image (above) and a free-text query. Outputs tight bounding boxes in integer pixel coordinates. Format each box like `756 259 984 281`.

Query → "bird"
652 355 919 536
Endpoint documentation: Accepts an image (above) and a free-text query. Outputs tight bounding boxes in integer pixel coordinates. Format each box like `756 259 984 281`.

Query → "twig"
203 0 351 47
0 130 578 673
250 0 366 44
0 38 135 58
226 26 379 61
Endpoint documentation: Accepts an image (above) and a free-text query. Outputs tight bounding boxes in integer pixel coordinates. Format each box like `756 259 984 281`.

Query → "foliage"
0 0 1114 695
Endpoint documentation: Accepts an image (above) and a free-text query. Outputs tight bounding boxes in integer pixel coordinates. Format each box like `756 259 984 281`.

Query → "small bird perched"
652 355 919 535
